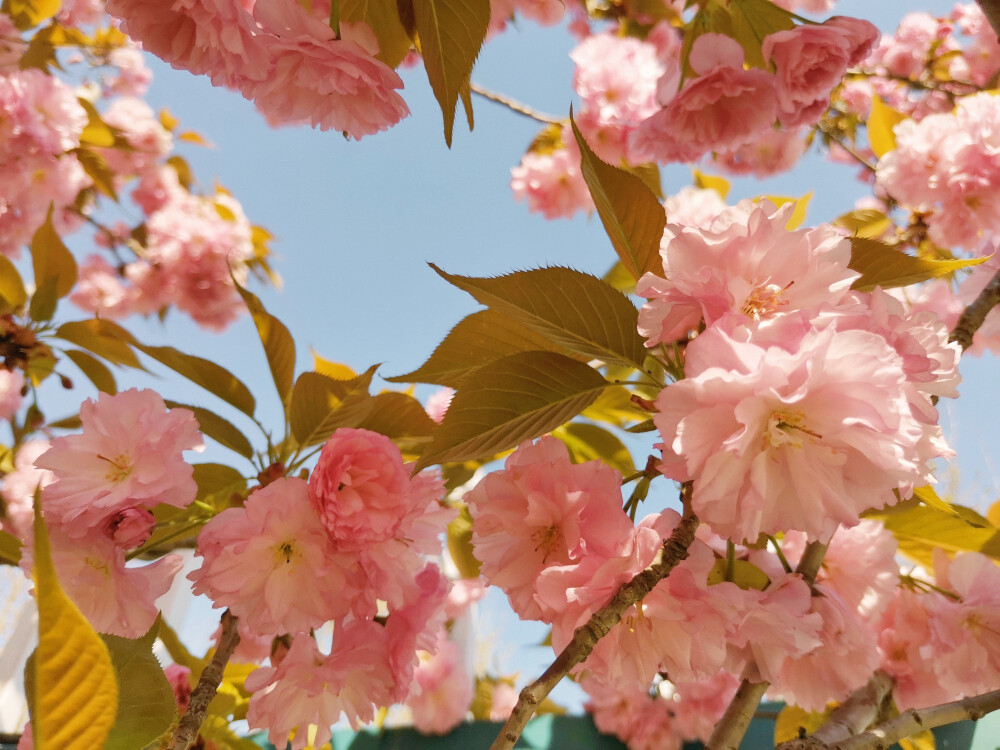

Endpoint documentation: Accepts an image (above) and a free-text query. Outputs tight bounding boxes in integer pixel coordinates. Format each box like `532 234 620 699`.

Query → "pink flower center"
765 409 820 448
741 279 793 319
531 524 563 563
275 540 298 565
98 452 134 483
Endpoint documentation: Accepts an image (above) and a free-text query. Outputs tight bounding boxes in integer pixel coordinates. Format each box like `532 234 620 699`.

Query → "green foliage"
233 280 296 408
430 264 647 368
849 237 989 291
135 344 257 417
707 558 771 591
447 504 481 578
0 256 27 312
414 350 609 470
553 422 635 475
289 365 377 447
4 0 61 30
55 319 143 369
571 116 665 282
356 391 438 457
102 621 178 750
63 349 117 394
412 0 489 145
726 0 795 69
164 400 255 459
341 0 412 67
29 207 78 322
0 529 22 565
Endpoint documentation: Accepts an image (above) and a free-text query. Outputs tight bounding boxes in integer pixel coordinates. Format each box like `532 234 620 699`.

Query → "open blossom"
0 368 23 420
35 389 202 535
467 436 634 620
0 440 54 540
582 675 684 750
511 134 594 220
407 633 473 735
656 326 934 543
190 477 351 635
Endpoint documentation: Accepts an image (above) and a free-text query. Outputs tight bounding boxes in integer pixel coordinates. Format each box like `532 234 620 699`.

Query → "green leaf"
572 116 665 282
55 320 142 369
911 485 959 517
833 208 893 240
356 391 438 450
6 0 61 29
102 622 178 750
447 504 481 578
727 0 795 69
289 366 377 447
73 147 118 200
134 344 256 417
63 349 117 394
29 207 77 321
865 499 1000 569
412 0 489 146
868 94 907 159
191 463 247 505
341 0 412 67
581 385 646 429
387 308 577 387
77 98 117 148
430 265 647 368
233 281 296 407
197 714 265 750
0 256 27 311
707 558 771 590
0 530 22 565
164 400 254 459
414 351 609 471
553 422 635 475
849 237 989 291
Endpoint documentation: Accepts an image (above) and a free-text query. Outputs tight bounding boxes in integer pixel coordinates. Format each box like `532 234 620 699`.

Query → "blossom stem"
167 610 241 750
813 122 876 173
489 485 699 750
777 670 895 748
795 540 828 586
708 663 769 750
470 82 563 126
949 268 1000 351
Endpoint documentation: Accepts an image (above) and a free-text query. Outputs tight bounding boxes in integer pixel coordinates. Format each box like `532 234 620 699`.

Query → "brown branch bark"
167 610 241 750
777 671 895 749
470 83 563 125
707 663 769 750
950 268 1000 351
976 0 1000 39
489 485 699 750
832 688 1000 750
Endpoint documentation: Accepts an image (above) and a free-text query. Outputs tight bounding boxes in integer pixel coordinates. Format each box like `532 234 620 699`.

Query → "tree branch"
777 671 895 749
708 663 770 750
833 688 1000 750
949 267 1000 351
470 82 564 125
976 0 1000 39
167 610 241 750
489 485 699 750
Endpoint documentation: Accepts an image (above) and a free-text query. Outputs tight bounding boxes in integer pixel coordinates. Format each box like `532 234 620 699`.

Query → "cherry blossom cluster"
3 389 203 637
189 428 459 749
105 0 408 138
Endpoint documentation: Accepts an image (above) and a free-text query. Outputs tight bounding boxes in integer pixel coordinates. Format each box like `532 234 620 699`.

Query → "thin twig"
833 688 1000 750
777 671 895 749
489 485 699 750
167 610 241 750
950 267 1000 351
708 663 770 750
469 82 563 125
813 123 877 173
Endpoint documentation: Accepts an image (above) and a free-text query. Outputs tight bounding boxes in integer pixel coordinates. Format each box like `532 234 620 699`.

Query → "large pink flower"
190 477 352 635
407 633 473 735
35 389 203 535
467 436 634 620
656 326 932 542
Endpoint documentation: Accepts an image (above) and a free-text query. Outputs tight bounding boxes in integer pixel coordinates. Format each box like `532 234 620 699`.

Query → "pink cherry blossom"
164 664 192 713
711 127 807 178
35 389 203 535
0 368 23 420
582 675 684 750
425 387 454 424
668 670 740 742
407 633 473 735
656 326 934 542
0 440 54 540
190 477 352 635
468 436 634 620
511 135 594 220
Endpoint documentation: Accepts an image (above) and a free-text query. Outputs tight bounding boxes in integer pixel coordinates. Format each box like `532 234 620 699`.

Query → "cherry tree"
2 0 1000 749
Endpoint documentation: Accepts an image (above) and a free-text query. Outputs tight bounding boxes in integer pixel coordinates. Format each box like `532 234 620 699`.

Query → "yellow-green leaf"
164 400 254 459
356 391 438 453
834 208 893 240
414 351 609 471
553 422 635 475
7 0 61 29
0 255 27 311
572 115 666 281
912 485 959 517
581 385 647 429
692 168 730 199
74 147 118 200
727 0 795 69
341 0 412 67
289 366 377 447
64 349 117 394
707 558 771 591
55 319 143 369
774 704 833 744
102 621 178 750
430 264 647 368
29 207 77 321
312 351 356 380
412 0 489 145
762 192 812 230
233 281 296 407
899 729 936 750
447 504 481 578
178 130 211 146
77 98 116 148
387 308 577 387
865 499 1000 569
0 529 22 565
192 463 247 503
868 94 907 159
849 237 990 291
31 502 118 749
135 343 256 417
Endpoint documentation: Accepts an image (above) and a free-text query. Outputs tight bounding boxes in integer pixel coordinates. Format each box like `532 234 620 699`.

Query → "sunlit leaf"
178 130 211 146
312 350 356 380
692 168 730 200
289 366 377 447
727 0 795 69
64 349 117 394
573 116 665 281
849 238 989 291
911 485 959 517
774 704 833 744
7 0 61 29
0 530 22 565
624 162 663 199
164 400 254 459
102 621 177 750
55 320 142 369
868 94 907 159
30 501 118 749
707 558 770 591
899 729 936 750
233 281 296 407
134 344 256 417
387 308 576 387
73 147 118 200
197 714 264 750
77 98 117 147
415 351 609 470
430 265 646 368
553 422 635 475
762 193 812 230
0 256 28 311
342 0 412 67
581 385 647 429
356 391 438 452
192 463 247 503
447 504 481 578
29 207 78 321
834 208 893 240
412 0 489 145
